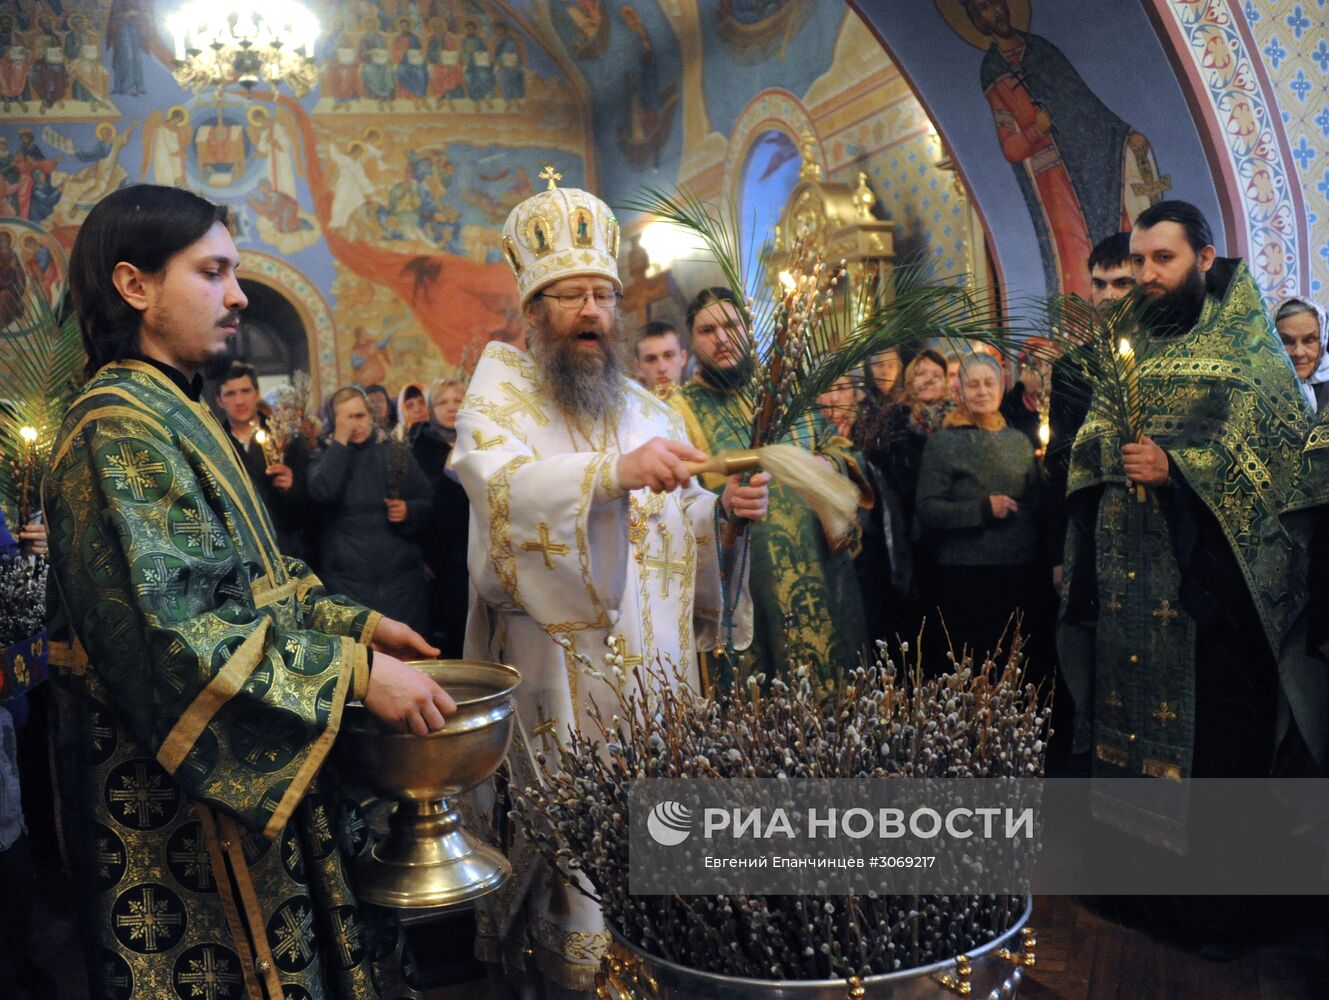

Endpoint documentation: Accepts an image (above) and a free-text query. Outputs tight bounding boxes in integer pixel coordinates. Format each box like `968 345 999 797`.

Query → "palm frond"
1039 289 1160 444
0 284 86 527
624 187 1032 448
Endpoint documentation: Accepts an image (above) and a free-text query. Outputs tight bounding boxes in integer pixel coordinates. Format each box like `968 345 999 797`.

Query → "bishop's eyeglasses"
537 288 623 310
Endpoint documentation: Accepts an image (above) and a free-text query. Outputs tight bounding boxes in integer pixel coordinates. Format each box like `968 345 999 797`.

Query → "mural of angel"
617 5 678 168
328 138 383 232
349 323 396 386
246 104 304 205
139 104 191 186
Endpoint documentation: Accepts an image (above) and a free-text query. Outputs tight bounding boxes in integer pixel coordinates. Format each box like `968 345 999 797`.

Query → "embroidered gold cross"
472 430 506 451
642 524 687 599
1151 701 1179 728
521 522 569 569
497 381 549 426
608 635 643 669
1152 599 1180 626
532 703 559 755
539 164 562 190
1104 593 1124 616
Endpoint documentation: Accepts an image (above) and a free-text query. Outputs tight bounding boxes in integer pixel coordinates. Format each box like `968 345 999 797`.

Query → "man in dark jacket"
310 385 433 633
215 360 310 558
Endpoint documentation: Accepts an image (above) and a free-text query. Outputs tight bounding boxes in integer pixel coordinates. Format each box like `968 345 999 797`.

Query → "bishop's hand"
617 437 706 493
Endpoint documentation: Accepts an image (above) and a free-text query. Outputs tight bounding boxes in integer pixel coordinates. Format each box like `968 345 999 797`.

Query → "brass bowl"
340 659 520 908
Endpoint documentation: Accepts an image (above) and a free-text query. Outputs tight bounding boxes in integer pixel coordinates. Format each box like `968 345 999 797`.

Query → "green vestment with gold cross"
1057 260 1311 849
668 376 869 689
43 359 418 1000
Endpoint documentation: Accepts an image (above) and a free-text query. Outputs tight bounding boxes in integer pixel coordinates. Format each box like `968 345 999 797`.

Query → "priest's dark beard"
1140 265 1207 337
698 353 755 391
528 308 628 425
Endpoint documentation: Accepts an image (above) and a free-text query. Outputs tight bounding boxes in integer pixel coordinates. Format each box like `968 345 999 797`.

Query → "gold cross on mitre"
521 522 569 570
539 164 562 190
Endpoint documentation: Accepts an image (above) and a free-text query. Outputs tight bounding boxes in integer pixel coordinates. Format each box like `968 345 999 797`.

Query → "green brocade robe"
668 377 868 687
43 360 416 1000
1058 261 1311 848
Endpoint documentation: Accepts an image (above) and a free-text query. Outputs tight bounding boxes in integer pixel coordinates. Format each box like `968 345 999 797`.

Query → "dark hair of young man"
638 319 682 351
1133 199 1213 253
215 360 259 393
68 185 229 378
685 286 742 332
1088 232 1132 273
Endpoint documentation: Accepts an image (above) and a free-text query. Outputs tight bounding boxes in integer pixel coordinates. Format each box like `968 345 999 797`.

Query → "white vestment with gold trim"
453 340 751 993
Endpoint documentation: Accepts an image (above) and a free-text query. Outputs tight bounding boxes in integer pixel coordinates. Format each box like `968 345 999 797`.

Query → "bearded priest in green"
667 286 870 689
44 186 456 1000
1059 200 1316 855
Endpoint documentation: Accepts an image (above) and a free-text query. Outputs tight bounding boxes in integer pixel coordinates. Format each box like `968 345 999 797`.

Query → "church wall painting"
851 0 1224 303
0 0 594 391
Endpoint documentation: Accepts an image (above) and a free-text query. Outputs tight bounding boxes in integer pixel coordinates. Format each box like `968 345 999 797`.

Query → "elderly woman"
1274 297 1329 413
916 353 1049 671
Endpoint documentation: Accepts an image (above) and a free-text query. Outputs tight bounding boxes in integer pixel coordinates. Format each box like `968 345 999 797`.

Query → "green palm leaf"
0 283 86 527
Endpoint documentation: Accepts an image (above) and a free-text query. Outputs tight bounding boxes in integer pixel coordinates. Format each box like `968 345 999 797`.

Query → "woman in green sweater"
916 352 1051 677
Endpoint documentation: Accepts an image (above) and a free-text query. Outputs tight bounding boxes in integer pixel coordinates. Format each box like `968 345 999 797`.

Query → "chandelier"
167 1 320 98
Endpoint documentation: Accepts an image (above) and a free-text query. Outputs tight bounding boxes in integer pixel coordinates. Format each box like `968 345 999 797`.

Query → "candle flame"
19 426 37 443
1038 420 1050 446
1118 338 1133 357
254 429 268 444
778 270 796 292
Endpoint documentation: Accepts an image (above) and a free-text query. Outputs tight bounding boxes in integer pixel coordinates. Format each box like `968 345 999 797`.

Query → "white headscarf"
1274 296 1329 411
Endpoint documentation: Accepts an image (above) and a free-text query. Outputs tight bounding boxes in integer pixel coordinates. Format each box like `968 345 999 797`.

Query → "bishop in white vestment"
453 171 767 997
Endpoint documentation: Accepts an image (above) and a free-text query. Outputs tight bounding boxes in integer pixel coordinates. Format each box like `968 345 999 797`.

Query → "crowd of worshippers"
214 228 1329 748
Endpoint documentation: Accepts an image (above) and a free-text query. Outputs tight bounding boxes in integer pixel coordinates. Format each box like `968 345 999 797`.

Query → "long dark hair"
68 185 228 378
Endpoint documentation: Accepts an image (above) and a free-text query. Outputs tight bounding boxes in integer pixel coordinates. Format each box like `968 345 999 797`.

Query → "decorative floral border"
1153 0 1307 299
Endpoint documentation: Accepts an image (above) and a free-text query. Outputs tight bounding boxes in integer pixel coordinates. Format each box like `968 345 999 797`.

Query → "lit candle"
18 426 37 527
1118 339 1145 501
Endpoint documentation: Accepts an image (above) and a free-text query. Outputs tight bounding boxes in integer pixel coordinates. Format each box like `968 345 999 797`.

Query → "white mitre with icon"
501 165 622 305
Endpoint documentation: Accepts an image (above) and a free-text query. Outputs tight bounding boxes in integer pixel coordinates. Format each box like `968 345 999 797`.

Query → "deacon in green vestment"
44 186 454 1000
667 287 869 689
1058 201 1313 850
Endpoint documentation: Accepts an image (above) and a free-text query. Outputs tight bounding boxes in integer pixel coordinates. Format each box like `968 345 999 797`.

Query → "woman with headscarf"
916 353 1050 675
418 377 471 656
1274 297 1329 413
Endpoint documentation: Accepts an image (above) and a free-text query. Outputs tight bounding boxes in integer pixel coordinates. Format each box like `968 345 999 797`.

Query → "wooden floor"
427 896 1328 1000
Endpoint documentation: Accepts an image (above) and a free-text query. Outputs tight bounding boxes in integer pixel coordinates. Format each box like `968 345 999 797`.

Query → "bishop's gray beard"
528 311 628 425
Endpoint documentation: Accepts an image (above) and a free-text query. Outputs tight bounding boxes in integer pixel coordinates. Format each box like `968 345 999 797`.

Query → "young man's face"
689 300 748 370
128 221 247 377
635 331 687 387
217 376 259 425
1089 262 1136 307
